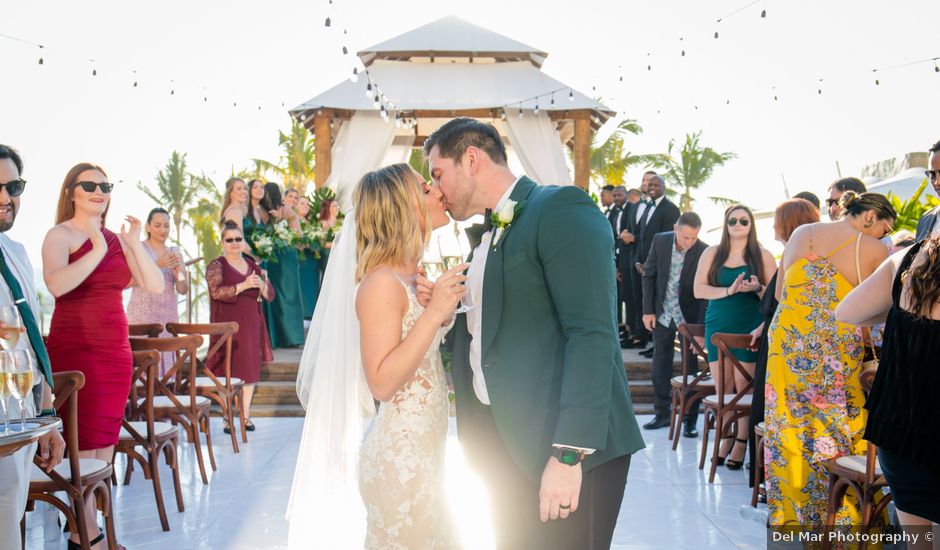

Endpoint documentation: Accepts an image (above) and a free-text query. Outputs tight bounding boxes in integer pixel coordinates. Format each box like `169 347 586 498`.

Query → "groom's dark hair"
423 118 508 167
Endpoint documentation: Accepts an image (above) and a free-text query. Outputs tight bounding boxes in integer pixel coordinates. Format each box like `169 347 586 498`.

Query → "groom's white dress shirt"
466 176 521 405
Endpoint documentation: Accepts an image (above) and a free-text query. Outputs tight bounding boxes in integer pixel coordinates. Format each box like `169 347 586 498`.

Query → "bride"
287 163 466 549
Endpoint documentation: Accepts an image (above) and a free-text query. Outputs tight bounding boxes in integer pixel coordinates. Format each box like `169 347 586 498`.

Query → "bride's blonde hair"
353 163 431 282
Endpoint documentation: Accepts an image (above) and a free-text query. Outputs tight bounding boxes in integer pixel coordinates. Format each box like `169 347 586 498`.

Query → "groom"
421 118 644 549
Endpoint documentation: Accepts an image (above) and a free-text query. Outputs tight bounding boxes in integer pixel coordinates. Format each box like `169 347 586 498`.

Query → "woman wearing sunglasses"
206 221 274 431
764 191 896 530
42 162 165 550
694 204 777 471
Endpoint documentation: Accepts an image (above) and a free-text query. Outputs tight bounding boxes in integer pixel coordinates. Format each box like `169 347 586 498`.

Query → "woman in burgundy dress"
42 162 164 550
206 221 274 431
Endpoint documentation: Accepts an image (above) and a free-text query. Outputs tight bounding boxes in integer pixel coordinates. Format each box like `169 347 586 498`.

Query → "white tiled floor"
25 415 767 549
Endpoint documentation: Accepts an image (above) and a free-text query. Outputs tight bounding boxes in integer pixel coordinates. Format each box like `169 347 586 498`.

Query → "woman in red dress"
207 221 274 431
42 162 164 550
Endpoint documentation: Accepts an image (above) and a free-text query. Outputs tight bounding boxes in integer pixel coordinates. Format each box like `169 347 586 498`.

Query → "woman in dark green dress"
317 198 340 286
258 182 305 348
693 204 777 470
295 196 320 320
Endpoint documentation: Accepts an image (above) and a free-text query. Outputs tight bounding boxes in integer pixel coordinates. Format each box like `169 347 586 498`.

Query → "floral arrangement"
297 220 327 260
249 219 297 262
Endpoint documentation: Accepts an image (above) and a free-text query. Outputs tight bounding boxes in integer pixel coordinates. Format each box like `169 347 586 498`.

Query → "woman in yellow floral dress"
765 191 895 527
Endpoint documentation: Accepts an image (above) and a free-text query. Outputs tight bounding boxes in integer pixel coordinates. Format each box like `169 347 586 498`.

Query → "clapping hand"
121 215 143 242
738 275 761 293
727 273 746 295
156 249 182 270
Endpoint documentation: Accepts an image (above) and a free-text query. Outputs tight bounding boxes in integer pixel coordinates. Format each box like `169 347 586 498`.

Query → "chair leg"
699 409 713 470
667 390 678 442
750 436 763 507
165 439 185 512
70 490 92 550
187 419 210 485
225 394 240 453
236 389 248 443
98 482 118 550
708 412 725 483
671 392 687 451
202 413 217 471
148 446 170 531
123 456 134 486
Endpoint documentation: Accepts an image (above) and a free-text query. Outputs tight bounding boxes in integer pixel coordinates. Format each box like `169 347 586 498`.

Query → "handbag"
854 234 880 375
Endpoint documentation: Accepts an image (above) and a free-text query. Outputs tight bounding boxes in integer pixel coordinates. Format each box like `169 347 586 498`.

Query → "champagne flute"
0 306 21 351
0 352 11 434
440 256 473 314
421 261 445 283
6 350 34 432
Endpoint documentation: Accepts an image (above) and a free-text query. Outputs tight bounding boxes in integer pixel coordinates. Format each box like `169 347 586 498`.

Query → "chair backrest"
51 371 86 495
710 332 755 408
128 323 164 337
129 335 203 413
124 351 160 445
677 323 711 389
858 371 881 484
165 322 239 390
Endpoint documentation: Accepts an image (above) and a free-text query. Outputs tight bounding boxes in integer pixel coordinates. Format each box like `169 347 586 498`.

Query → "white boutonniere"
490 199 525 249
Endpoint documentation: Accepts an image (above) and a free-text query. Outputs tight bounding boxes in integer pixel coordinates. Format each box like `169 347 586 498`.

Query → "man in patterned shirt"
640 212 708 434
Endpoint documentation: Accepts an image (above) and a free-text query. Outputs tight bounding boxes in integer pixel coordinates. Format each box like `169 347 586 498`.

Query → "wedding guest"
609 186 628 329
126 207 189 376
43 162 164 549
693 204 776 470
296 196 320 320
836 235 940 531
629 174 680 352
627 188 641 205
284 187 300 209
619 172 657 348
915 139 940 240
600 184 614 212
640 211 708 434
764 191 895 528
826 177 866 220
262 182 305 347
793 190 821 210
220 177 251 256
207 221 274 432
745 198 818 491
245 179 268 256
0 144 64 550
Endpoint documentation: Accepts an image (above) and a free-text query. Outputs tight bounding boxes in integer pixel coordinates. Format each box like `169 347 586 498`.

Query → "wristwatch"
551 446 586 466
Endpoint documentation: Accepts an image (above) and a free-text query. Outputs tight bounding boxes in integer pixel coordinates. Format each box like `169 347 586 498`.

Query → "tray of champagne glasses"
0 416 61 458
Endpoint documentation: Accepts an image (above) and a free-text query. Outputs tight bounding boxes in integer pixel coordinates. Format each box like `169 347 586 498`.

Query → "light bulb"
350 67 358 83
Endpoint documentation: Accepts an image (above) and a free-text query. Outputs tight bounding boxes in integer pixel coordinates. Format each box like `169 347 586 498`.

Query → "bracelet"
725 287 731 297
39 408 56 417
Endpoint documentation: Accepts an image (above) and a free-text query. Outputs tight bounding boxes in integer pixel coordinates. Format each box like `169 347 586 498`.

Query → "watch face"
559 450 579 465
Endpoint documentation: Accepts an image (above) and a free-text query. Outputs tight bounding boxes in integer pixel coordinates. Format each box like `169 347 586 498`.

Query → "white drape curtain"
326 111 399 212
502 110 572 186
380 134 417 167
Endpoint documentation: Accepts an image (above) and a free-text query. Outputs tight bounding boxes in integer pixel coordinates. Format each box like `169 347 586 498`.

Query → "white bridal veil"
287 213 375 549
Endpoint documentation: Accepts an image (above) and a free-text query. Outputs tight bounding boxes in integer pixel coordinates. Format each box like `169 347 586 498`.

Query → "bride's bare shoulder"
356 268 407 312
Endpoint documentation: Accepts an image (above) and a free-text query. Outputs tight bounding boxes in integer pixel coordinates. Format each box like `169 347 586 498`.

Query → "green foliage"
306 186 336 220
409 149 430 181
138 151 217 244
885 179 940 233
587 119 647 188
644 131 736 212
251 118 316 194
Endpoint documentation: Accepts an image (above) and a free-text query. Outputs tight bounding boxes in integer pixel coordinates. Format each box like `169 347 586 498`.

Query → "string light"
714 31 719 39
342 46 348 55
761 9 767 18
568 90 574 101
325 17 331 27
350 67 358 83
534 103 539 115
365 82 372 97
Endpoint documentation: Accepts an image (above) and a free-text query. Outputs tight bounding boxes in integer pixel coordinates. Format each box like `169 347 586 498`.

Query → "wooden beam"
314 110 333 188
574 118 591 191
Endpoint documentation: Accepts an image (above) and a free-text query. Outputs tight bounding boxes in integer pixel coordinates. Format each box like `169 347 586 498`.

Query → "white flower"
496 199 518 224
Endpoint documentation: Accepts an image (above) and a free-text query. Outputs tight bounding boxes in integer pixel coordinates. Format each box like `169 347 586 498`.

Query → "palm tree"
183 192 223 322
137 151 216 244
645 131 736 212
252 119 316 193
587 119 646 188
886 178 940 233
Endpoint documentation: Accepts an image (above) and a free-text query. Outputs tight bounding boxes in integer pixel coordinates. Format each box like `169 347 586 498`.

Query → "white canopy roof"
867 167 932 200
358 15 547 67
290 60 612 116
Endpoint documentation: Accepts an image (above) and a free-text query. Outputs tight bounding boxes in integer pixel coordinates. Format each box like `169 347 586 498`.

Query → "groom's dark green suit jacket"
448 176 645 482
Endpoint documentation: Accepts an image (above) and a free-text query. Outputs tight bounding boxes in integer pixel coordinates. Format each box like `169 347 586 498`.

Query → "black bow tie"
483 208 494 233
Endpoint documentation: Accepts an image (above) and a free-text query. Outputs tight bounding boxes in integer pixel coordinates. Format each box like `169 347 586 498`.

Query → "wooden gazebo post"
573 116 592 191
314 109 332 188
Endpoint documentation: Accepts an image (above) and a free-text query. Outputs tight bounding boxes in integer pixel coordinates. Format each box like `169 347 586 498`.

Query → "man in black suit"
627 174 681 350
619 173 652 347
640 212 708 433
916 139 940 241
600 184 615 214
608 186 628 327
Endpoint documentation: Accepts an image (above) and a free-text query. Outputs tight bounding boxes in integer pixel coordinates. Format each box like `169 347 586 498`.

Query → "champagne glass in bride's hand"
4 350 33 432
0 352 12 434
0 306 21 351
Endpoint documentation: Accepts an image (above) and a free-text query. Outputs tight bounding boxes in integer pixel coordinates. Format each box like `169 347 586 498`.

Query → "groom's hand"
415 274 434 308
539 457 582 522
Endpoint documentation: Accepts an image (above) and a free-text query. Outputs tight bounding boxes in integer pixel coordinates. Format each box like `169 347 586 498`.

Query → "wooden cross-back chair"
699 333 754 484
25 371 118 550
114 350 184 532
128 334 216 485
165 322 246 452
670 323 716 450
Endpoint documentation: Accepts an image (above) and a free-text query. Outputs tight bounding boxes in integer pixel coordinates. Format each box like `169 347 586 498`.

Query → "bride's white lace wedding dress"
358 275 454 549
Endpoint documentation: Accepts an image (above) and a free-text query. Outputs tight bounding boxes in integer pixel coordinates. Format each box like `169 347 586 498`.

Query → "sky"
3 0 939 267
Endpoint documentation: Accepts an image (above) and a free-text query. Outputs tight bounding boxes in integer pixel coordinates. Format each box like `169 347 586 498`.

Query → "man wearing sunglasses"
0 144 65 550
915 139 940 241
826 177 867 221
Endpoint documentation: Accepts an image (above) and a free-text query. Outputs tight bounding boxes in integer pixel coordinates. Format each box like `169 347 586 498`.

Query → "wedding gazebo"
289 16 614 208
